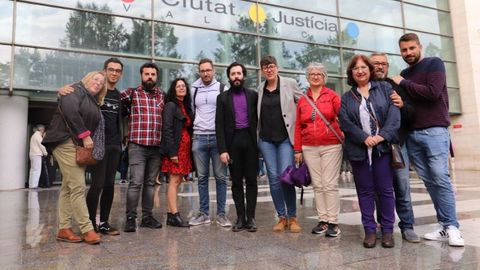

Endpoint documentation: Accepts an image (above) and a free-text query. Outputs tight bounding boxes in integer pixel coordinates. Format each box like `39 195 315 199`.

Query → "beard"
142 79 156 91
374 71 387 80
403 54 421 65
228 78 245 91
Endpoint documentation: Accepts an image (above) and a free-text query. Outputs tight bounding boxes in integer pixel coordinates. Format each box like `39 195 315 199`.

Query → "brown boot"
363 233 377 248
288 218 301 233
273 217 288 232
381 233 395 248
56 228 83 243
83 230 101 245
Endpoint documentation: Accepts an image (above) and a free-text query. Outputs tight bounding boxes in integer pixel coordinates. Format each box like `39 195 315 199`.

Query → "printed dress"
161 102 192 174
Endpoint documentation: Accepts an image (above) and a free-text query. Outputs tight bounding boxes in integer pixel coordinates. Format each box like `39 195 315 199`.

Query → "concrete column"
449 0 480 170
0 93 28 190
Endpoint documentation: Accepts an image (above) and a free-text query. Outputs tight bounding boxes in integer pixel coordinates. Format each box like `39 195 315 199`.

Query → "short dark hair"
399 33 420 45
198 58 214 67
166 78 192 115
226 62 247 78
139 62 159 74
103 57 123 70
260 55 277 68
346 54 375 86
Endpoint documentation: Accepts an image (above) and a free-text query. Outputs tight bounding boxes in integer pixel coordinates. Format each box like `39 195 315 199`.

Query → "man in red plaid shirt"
121 62 166 232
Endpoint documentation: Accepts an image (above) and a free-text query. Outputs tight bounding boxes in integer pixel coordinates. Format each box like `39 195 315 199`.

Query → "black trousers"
229 129 258 220
86 144 122 224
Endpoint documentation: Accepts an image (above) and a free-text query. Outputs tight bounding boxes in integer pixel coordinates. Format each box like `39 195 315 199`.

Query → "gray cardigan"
256 76 303 144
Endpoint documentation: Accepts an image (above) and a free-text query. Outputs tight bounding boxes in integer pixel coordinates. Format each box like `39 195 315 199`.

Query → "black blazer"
160 101 194 158
215 88 258 154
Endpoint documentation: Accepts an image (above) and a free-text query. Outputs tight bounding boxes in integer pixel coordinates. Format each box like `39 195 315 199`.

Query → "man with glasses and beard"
121 62 166 233
370 52 419 243
215 62 258 232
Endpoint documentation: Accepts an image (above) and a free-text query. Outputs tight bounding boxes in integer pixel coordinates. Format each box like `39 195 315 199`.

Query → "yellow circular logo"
249 4 266 24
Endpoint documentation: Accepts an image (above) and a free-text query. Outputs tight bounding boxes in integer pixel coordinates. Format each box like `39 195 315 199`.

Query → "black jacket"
43 82 101 150
159 101 194 157
215 88 258 154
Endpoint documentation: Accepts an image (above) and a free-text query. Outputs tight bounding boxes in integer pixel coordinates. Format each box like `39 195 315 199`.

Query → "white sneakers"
423 225 465 247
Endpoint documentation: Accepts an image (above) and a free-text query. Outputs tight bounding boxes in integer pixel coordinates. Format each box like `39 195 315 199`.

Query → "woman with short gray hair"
294 62 344 237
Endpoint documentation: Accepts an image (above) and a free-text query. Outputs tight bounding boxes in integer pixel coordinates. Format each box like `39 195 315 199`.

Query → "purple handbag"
290 162 311 188
279 162 311 205
279 165 296 186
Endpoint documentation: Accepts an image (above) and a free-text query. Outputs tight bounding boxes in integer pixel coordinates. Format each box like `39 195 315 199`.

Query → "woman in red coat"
294 62 344 237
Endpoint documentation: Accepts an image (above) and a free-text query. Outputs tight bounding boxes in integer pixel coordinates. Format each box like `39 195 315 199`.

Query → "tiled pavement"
1 170 480 269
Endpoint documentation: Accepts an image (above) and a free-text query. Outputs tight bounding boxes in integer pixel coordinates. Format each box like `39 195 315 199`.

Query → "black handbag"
390 143 405 169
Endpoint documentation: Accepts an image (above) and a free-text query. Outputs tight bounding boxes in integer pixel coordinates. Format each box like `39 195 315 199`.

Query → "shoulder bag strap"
303 94 344 145
350 90 381 128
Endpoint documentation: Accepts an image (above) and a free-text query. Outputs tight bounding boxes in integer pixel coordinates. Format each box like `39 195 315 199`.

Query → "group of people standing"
39 32 463 249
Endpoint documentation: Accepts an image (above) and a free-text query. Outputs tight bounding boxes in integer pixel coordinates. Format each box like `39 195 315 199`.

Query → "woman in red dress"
161 78 193 227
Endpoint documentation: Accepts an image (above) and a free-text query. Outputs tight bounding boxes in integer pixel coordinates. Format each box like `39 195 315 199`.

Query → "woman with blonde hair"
43 71 107 245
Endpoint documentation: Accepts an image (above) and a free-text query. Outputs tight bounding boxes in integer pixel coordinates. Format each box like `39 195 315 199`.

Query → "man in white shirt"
29 125 47 188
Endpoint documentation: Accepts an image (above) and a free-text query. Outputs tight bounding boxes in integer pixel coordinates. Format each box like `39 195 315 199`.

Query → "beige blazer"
257 76 303 144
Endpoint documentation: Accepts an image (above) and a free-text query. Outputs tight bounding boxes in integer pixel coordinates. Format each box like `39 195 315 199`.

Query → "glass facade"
0 0 460 113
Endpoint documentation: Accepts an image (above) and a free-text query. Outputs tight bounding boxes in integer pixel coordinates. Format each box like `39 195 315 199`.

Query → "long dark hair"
166 78 192 115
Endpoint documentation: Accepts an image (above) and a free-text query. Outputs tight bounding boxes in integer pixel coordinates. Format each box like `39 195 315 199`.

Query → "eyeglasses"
308 73 324 78
352 66 369 72
199 69 213 74
262 64 277 71
107 68 122 74
372 62 389 67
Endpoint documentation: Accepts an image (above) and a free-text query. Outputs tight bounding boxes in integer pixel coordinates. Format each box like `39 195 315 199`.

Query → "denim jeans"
258 138 296 218
393 143 415 231
126 143 161 219
407 127 459 228
192 134 227 216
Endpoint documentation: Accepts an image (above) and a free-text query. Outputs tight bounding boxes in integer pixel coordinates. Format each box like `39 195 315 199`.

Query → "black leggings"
86 144 122 224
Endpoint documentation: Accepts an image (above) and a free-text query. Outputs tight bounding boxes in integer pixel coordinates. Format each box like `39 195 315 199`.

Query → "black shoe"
311 221 328 235
232 218 246 232
245 218 257 232
98 222 120 235
326 223 341 237
140 216 162 229
124 217 136 232
166 212 190 227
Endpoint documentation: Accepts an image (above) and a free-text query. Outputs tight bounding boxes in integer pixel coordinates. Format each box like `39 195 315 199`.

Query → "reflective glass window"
260 38 341 75
156 23 258 66
156 0 255 34
257 0 337 15
404 4 452 35
339 0 402 27
32 0 151 17
448 88 461 114
445 62 459 88
340 20 404 54
259 4 339 45
0 0 13 42
416 32 455 62
0 45 10 89
12 47 146 92
15 3 151 56
404 0 449 11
